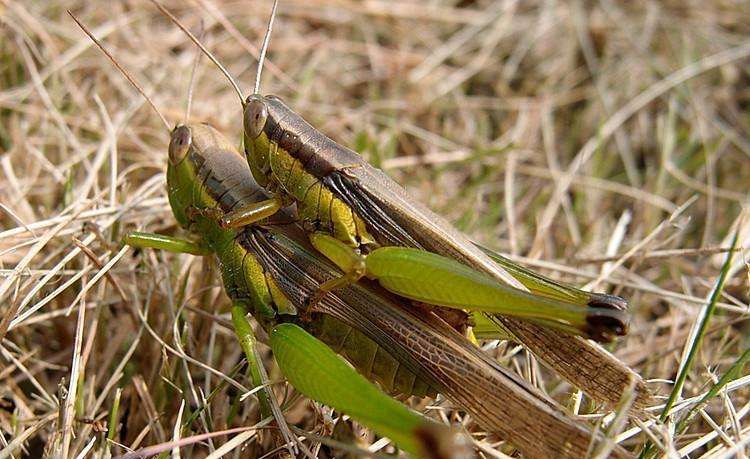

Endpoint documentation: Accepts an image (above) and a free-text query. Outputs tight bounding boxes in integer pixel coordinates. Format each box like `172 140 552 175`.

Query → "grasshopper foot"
303 248 366 311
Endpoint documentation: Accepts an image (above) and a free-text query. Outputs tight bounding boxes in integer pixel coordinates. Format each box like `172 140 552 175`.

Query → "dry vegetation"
1 0 749 457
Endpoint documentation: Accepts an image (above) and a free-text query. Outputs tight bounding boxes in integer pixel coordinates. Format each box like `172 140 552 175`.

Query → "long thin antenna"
185 20 205 124
69 11 171 131
149 0 245 103
254 0 279 95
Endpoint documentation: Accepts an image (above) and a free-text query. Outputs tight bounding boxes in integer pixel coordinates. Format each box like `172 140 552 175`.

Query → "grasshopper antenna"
69 11 171 131
254 0 279 95
184 20 205 124
149 0 245 103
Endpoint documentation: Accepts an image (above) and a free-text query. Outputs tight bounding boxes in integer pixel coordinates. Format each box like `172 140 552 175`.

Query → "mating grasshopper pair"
128 121 631 458
156 0 649 406
71 2 648 457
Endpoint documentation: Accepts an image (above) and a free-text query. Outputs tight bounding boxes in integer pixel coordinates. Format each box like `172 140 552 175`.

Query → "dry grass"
1 0 749 457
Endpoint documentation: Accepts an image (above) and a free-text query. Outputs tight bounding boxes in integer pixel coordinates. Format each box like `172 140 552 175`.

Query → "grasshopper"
71 14 634 457
157 1 652 409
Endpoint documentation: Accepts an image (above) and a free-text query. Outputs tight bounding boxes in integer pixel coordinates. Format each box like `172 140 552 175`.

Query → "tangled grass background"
1 1 749 457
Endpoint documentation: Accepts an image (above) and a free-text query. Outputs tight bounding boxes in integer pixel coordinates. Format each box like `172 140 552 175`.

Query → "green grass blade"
659 228 740 421
675 345 750 436
641 226 741 458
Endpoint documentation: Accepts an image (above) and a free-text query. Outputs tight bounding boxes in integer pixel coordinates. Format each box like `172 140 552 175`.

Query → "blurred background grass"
1 0 749 457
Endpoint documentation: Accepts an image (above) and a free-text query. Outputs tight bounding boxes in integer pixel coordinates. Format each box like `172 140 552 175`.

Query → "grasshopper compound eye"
169 125 192 164
244 95 268 139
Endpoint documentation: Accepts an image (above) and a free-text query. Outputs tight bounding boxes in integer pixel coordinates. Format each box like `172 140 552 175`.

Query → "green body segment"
248 128 375 248
270 323 441 456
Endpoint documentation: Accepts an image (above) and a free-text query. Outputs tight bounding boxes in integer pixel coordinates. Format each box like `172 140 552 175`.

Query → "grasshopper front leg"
123 231 211 255
310 233 627 342
269 322 458 457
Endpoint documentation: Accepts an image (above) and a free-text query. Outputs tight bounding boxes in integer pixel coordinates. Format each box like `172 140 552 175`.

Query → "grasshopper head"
166 123 246 231
168 125 192 165
243 94 272 187
244 94 268 139
166 124 196 229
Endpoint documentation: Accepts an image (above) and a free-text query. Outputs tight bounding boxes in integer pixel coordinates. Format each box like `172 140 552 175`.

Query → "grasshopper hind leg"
307 233 628 342
363 247 629 342
269 322 456 457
